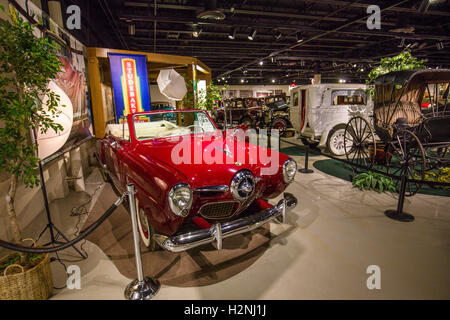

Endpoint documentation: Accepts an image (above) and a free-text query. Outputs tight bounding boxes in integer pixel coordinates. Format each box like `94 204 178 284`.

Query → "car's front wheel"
136 199 159 251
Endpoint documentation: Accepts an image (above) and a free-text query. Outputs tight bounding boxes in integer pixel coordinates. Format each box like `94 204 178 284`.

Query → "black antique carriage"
343 69 450 196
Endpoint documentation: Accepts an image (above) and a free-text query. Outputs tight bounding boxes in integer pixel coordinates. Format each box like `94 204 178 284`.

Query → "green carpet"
280 146 320 157
313 159 450 197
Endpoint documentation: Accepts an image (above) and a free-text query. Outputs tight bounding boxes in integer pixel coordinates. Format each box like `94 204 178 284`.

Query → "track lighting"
193 26 202 38
296 31 303 43
248 29 257 41
228 27 237 40
274 30 282 40
128 23 135 36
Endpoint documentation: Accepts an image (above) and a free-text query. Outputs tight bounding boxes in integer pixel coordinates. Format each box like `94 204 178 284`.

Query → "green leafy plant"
366 49 427 96
352 171 397 193
182 75 228 111
0 7 64 247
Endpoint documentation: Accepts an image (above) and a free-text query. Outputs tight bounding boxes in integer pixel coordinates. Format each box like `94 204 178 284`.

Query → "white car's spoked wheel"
136 199 158 251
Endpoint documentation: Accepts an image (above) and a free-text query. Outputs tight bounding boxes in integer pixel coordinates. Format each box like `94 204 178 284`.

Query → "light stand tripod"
32 129 86 259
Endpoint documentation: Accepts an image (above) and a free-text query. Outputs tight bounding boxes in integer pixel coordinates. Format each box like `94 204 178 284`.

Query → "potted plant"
0 6 64 299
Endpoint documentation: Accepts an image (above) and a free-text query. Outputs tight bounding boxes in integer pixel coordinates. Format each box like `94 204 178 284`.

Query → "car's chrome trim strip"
153 193 297 253
194 185 230 193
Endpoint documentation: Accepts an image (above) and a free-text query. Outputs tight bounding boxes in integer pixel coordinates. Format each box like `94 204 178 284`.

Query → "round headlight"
168 183 193 217
283 159 297 184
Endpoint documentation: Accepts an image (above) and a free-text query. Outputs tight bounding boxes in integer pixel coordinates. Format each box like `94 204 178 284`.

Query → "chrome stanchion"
124 184 161 300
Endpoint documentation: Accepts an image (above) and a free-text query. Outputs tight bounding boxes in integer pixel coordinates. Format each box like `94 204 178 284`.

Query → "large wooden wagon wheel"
386 130 426 197
344 116 377 173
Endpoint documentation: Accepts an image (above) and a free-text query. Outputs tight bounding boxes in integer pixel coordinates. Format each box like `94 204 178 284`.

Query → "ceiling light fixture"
197 0 226 20
296 31 304 43
128 23 135 36
228 27 237 40
193 26 202 38
274 30 282 40
248 29 257 41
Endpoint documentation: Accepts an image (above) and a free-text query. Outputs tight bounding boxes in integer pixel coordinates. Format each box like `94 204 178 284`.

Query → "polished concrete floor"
18 141 450 300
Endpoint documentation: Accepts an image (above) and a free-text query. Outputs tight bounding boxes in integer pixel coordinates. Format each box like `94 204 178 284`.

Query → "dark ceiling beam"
123 1 450 19
122 1 351 22
310 0 450 17
118 14 450 42
131 37 355 49
126 27 377 44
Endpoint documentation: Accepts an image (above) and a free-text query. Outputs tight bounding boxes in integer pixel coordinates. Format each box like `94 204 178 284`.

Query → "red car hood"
136 133 287 189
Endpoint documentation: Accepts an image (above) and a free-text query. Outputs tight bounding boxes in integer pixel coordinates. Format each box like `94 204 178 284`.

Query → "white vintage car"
289 83 373 156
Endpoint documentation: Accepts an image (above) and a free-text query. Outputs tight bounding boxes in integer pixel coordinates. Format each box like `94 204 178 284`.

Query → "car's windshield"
132 110 217 140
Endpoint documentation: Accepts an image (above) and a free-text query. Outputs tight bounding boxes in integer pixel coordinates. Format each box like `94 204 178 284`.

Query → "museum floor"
18 141 450 300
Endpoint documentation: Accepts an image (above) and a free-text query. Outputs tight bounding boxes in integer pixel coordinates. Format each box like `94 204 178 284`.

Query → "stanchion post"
384 172 414 222
124 184 161 300
298 145 314 174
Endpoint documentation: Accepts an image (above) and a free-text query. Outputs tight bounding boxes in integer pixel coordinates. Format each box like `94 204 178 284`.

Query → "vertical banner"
108 53 151 122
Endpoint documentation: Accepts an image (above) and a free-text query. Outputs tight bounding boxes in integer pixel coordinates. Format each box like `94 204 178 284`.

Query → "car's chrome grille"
199 201 237 219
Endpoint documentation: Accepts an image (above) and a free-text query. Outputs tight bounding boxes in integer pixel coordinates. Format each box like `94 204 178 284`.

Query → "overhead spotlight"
128 23 135 36
271 56 275 63
193 26 202 38
274 30 282 40
242 69 248 74
221 77 225 80
241 79 245 83
248 28 257 40
272 79 276 83
436 41 444 50
332 61 338 68
296 31 304 43
228 27 237 40
259 60 264 65
360 68 365 72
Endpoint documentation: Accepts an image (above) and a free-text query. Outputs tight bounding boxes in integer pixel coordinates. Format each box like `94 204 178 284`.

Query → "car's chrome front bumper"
153 193 297 253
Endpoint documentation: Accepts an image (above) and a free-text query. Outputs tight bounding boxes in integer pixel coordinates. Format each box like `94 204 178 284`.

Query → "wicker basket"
0 239 53 300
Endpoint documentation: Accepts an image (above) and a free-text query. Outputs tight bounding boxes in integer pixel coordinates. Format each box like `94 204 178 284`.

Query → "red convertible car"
98 110 297 252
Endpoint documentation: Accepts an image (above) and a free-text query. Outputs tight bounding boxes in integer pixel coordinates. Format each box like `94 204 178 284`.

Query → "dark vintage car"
213 98 262 128
99 109 298 252
213 95 294 136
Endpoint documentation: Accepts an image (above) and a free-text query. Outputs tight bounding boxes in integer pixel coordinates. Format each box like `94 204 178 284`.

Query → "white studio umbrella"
157 68 187 101
37 80 74 159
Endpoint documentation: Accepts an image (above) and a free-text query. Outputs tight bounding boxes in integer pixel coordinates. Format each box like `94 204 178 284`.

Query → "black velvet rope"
0 201 120 253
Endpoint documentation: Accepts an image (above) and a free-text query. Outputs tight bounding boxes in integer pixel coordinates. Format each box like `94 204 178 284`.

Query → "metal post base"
384 210 415 222
298 168 314 174
124 277 161 300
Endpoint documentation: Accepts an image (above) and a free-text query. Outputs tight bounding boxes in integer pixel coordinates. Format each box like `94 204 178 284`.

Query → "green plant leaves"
0 11 64 188
352 171 397 194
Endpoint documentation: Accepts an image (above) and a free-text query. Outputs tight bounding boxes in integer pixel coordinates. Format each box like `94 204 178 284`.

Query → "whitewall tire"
136 198 158 251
